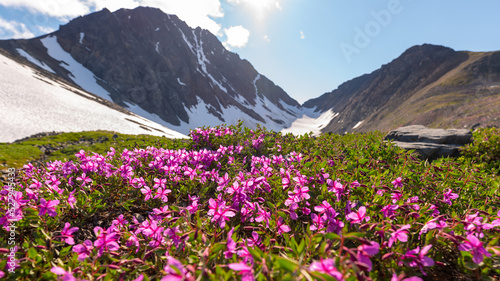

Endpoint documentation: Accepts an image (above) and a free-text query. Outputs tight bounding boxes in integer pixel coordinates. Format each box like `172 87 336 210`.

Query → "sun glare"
241 0 279 19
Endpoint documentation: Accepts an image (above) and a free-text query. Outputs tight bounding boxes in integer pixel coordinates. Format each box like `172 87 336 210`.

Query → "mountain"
0 7 302 135
0 49 186 142
299 44 500 134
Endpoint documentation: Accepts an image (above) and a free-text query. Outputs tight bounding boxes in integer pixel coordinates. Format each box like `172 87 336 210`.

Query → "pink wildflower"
391 273 423 281
68 189 77 209
459 234 491 264
154 187 171 202
346 206 370 224
162 256 191 281
76 173 92 186
224 227 237 259
38 198 60 217
140 186 153 201
391 177 403 188
388 224 411 248
356 241 380 271
443 189 459 205
276 217 291 235
50 266 76 281
93 226 120 257
229 262 255 281
400 245 435 275
72 240 94 261
309 259 344 280
60 222 79 245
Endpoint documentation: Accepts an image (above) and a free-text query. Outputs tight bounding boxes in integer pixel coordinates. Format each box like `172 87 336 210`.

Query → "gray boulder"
385 125 472 160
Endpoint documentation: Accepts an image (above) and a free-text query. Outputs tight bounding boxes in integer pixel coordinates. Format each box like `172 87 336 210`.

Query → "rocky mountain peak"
0 6 301 134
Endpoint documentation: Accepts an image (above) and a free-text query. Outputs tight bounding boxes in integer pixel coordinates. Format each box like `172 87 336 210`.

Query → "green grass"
0 144 42 168
0 131 187 168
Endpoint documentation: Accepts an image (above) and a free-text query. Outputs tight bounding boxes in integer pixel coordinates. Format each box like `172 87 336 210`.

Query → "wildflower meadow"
1 123 499 280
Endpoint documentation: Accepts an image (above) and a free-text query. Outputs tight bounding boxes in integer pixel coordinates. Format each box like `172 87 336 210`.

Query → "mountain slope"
0 49 186 142
303 44 500 134
0 7 302 135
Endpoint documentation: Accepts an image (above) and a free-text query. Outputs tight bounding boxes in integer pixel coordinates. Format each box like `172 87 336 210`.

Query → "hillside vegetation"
0 125 499 280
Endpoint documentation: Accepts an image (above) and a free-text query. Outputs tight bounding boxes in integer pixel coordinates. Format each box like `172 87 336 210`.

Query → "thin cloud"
276 1 282 10
0 0 224 35
263 35 270 42
224 25 250 48
0 17 34 39
0 0 91 20
300 30 305 39
227 0 283 16
37 25 55 34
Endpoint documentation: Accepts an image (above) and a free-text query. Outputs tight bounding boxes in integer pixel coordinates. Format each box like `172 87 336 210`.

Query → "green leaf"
247 246 262 262
297 239 305 255
465 261 479 270
278 211 287 219
59 246 73 257
210 243 225 255
42 272 55 279
276 258 298 273
343 232 364 239
28 247 38 259
359 159 369 165
325 233 340 240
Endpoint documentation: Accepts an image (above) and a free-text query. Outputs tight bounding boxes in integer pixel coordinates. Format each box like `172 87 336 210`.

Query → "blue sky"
0 0 499 103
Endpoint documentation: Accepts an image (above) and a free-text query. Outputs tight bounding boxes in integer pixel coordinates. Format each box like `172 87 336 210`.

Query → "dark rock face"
385 125 472 160
0 7 300 130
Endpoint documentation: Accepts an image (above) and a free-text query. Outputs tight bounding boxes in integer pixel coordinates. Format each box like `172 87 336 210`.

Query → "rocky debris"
385 125 472 160
0 169 13 185
13 131 61 143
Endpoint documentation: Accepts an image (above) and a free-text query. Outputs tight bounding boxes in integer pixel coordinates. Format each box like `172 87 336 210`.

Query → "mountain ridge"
300 44 500 134
0 7 302 135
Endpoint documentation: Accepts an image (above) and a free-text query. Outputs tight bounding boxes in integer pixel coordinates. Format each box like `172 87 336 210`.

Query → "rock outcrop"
385 125 472 160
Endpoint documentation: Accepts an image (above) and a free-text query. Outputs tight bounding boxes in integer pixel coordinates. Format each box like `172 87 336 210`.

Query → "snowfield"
281 108 338 136
0 52 187 143
40 36 113 101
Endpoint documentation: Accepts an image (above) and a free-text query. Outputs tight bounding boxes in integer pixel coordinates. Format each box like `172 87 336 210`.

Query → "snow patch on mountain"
79 32 84 44
40 35 112 101
281 108 338 136
16 48 55 73
353 120 364 129
0 52 186 142
191 30 228 94
177 78 186 86
253 74 261 96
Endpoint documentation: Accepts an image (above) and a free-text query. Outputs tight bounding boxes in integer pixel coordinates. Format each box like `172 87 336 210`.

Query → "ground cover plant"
0 131 187 169
1 124 499 280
